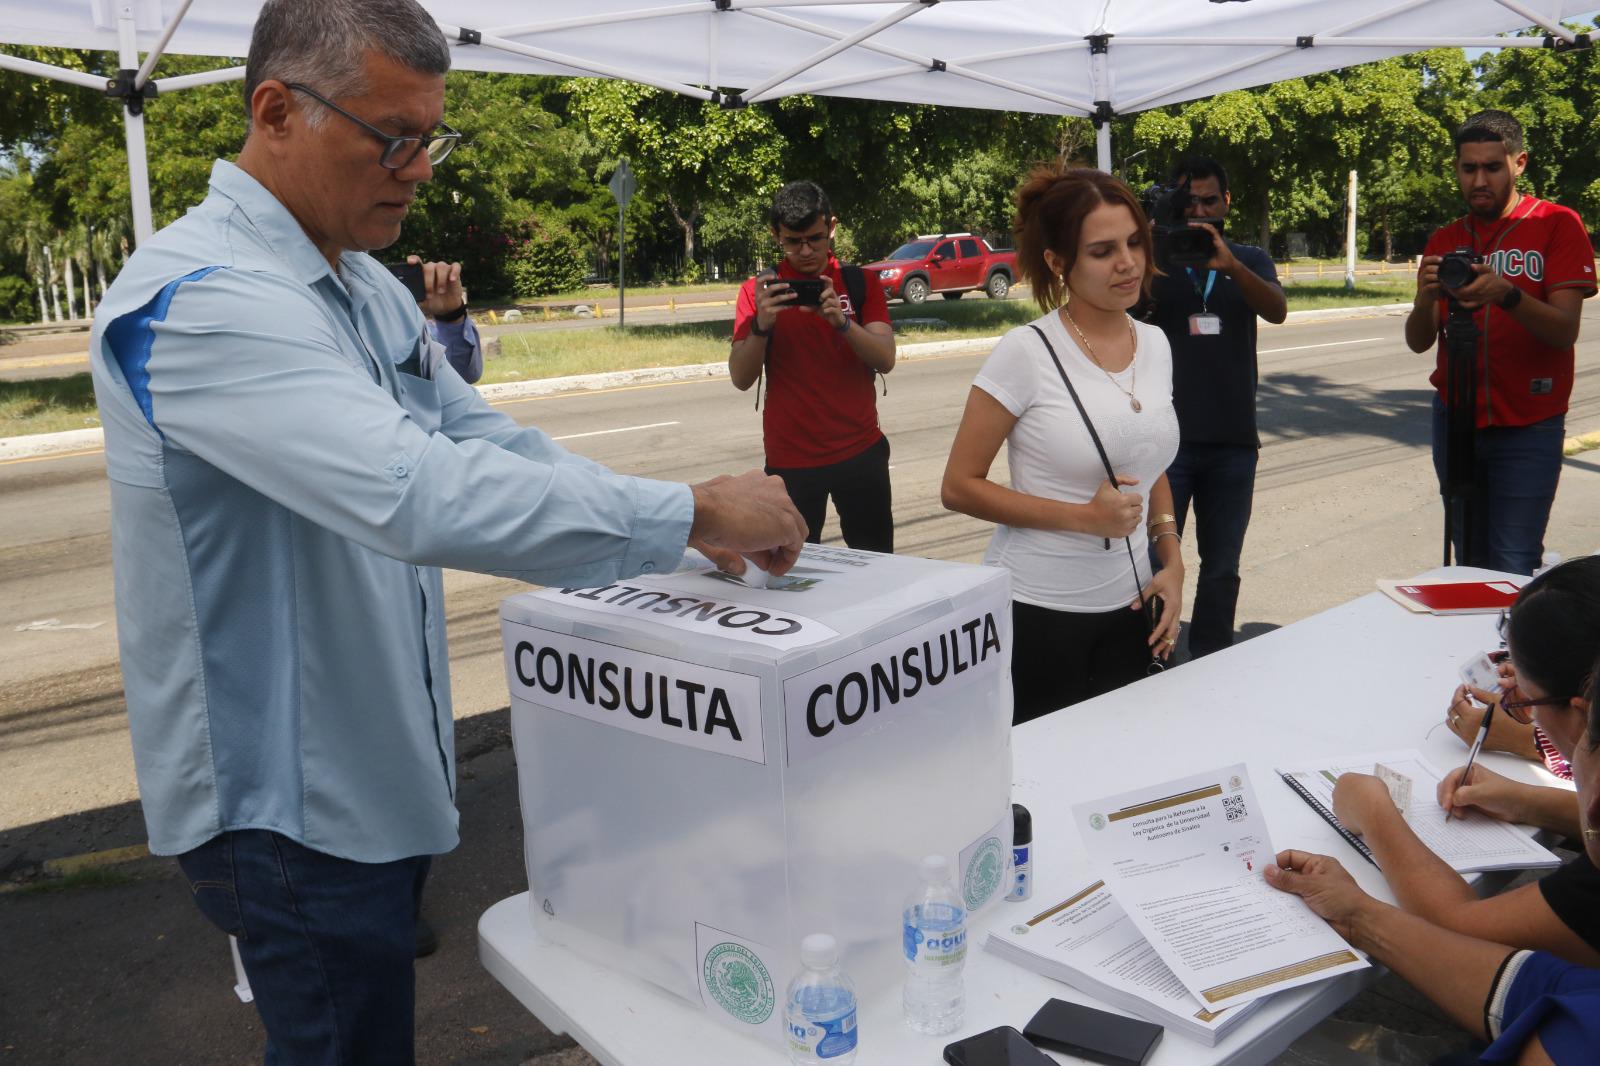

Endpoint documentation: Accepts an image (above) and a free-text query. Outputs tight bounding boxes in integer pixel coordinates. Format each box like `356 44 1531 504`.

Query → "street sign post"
608 159 637 328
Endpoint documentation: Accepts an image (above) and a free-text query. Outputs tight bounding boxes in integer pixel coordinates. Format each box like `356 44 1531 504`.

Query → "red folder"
1377 579 1522 615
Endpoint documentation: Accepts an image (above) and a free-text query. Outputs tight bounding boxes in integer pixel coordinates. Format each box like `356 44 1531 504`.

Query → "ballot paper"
985 879 1261 1045
1073 764 1368 1012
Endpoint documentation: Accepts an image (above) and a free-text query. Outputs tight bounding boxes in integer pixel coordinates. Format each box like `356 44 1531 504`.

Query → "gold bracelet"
1147 512 1177 530
1151 530 1182 546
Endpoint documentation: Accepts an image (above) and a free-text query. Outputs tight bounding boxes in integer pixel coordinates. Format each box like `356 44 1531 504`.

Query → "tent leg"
119 13 156 247
1096 122 1112 173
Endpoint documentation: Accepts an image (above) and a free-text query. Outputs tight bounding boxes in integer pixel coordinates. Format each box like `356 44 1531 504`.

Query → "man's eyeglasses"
778 232 830 252
286 83 461 170
1500 684 1573 725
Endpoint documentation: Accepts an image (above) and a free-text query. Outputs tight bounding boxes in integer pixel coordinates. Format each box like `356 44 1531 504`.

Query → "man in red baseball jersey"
1405 110 1596 573
730 181 898 552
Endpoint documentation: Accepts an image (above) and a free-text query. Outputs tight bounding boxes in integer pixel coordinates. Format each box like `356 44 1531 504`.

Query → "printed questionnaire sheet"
1073 764 1368 1011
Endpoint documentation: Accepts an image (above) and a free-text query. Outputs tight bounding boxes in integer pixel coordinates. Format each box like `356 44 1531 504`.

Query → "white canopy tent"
2 0 1593 245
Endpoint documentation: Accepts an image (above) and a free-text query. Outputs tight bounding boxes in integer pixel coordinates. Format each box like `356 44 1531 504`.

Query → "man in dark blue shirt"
1145 158 1287 657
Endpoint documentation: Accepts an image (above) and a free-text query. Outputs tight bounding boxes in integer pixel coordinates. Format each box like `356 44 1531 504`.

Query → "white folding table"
480 568 1563 1065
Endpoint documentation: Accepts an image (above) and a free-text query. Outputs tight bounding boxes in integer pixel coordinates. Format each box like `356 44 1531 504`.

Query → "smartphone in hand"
764 276 825 307
384 261 427 302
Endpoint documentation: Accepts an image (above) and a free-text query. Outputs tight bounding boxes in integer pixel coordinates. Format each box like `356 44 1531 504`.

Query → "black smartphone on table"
1024 998 1163 1066
943 1025 1055 1066
384 261 427 302
764 276 826 307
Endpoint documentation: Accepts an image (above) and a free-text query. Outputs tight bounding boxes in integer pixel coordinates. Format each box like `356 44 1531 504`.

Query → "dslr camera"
1437 248 1484 292
1141 176 1225 270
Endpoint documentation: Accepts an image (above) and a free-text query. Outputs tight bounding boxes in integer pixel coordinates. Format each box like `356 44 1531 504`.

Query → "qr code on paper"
1222 795 1248 823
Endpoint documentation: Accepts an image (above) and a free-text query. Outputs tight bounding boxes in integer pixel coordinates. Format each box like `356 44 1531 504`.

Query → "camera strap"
1028 324 1151 626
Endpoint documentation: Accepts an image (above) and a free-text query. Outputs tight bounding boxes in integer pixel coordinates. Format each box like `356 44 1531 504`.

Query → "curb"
0 842 156 894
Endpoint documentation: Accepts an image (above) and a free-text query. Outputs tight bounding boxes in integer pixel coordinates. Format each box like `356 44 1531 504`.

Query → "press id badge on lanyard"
1187 268 1220 335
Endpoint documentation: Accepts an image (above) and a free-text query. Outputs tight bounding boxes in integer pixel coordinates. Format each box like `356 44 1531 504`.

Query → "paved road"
3 304 1599 1064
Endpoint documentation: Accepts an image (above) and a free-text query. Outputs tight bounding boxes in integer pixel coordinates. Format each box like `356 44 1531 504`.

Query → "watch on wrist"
751 320 772 337
835 316 851 335
434 300 468 323
1497 285 1522 311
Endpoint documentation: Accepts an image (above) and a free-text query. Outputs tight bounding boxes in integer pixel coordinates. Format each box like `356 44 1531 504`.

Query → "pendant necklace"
1062 306 1141 412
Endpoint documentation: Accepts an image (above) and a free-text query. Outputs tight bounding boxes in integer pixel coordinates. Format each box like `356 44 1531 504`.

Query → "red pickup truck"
864 233 1018 304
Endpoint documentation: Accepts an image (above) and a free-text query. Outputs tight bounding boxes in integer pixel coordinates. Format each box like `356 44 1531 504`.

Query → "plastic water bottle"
784 933 858 1065
902 854 966 1034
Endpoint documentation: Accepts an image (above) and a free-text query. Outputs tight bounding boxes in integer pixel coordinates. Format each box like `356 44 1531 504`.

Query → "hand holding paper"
1262 850 1378 944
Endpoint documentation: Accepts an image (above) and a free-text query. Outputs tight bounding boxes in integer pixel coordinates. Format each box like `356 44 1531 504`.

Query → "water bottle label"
785 1005 858 1059
903 908 967 966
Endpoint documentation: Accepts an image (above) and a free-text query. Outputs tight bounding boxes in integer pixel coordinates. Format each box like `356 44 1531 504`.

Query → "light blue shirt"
89 160 693 862
428 314 481 383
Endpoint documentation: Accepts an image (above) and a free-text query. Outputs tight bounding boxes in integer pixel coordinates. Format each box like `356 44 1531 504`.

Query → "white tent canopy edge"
1 0 1593 246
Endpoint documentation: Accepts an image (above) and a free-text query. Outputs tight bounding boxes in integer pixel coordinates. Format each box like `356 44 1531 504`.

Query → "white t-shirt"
973 310 1179 612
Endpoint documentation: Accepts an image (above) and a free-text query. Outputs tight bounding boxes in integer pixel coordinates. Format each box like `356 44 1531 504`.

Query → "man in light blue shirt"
88 0 804 1059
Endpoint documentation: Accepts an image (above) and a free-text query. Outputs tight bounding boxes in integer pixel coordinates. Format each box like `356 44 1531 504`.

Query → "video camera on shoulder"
1437 248 1484 292
1141 176 1225 270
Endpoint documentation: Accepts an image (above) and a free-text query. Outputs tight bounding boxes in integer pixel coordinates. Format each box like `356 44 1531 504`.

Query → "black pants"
766 435 894 553
1010 600 1150 725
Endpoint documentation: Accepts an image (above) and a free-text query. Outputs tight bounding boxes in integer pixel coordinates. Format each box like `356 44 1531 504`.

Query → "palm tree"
5 216 54 325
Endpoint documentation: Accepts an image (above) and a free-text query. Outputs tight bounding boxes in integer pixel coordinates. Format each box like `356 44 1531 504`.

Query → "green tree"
566 79 785 272
1477 18 1600 229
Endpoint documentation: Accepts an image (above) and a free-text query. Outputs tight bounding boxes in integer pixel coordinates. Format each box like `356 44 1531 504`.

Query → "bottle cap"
800 933 837 968
1012 803 1032 845
919 854 950 883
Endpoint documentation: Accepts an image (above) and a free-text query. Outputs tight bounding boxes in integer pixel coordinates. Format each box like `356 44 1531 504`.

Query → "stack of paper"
1276 750 1561 874
986 880 1261 1046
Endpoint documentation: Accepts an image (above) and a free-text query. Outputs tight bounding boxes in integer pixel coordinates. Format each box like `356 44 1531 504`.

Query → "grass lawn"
0 374 101 438
1 285 1415 438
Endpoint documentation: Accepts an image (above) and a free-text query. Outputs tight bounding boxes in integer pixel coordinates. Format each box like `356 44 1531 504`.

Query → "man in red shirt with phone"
730 181 898 552
1405 110 1596 573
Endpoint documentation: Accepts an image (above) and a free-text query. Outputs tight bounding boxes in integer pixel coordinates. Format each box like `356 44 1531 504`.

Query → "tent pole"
1096 121 1112 173
134 0 198 88
742 0 929 103
118 12 155 247
0 52 108 90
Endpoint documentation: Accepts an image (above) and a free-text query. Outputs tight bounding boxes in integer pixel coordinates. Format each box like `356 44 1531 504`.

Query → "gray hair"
244 0 451 126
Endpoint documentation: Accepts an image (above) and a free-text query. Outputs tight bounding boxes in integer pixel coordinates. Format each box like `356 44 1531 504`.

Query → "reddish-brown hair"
1012 164 1154 312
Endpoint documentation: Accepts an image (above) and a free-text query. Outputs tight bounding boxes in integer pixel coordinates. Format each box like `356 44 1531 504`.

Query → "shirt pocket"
396 371 441 435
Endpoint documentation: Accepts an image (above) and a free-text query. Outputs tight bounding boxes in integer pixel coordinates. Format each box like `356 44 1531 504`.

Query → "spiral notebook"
1276 750 1560 874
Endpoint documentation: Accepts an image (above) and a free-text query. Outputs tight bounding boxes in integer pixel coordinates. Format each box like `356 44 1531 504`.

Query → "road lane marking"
1260 337 1383 354
552 420 680 441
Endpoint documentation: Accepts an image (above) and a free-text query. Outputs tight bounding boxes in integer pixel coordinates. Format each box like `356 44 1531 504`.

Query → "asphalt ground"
4 302 1600 1064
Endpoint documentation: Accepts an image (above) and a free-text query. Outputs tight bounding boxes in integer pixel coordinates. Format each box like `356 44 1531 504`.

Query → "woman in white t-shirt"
942 165 1183 723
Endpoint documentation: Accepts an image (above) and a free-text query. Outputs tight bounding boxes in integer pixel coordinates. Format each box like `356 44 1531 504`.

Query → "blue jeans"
176 830 431 1065
1430 397 1564 575
1161 442 1258 658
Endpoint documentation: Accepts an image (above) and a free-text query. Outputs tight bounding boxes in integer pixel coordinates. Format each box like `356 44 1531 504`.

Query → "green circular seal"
964 836 1005 910
1090 813 1107 831
703 942 774 1025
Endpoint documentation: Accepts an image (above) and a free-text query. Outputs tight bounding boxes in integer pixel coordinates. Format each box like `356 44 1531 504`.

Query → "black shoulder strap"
1026 324 1143 606
1028 324 1117 498
841 264 866 323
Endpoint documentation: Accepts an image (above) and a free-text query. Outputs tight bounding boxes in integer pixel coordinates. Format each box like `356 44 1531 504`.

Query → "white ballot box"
499 546 1013 1044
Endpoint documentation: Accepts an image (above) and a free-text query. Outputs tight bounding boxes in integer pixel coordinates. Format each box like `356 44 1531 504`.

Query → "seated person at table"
1447 655 1573 783
1329 557 1600 965
1266 648 1600 1066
